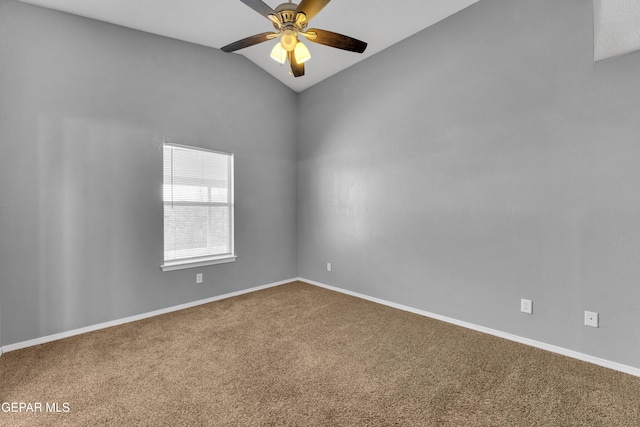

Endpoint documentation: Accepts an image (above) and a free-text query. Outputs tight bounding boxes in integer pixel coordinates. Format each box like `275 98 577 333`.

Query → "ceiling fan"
221 0 367 77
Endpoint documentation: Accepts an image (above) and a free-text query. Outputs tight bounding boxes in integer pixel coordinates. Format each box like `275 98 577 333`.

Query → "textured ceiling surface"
19 0 479 92
594 0 640 61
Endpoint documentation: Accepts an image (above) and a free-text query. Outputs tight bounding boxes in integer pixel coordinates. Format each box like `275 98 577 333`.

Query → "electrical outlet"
520 299 533 314
327 263 332 272
585 311 599 328
196 273 203 284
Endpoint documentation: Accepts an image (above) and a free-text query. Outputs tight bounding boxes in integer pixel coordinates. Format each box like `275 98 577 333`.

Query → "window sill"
161 255 237 272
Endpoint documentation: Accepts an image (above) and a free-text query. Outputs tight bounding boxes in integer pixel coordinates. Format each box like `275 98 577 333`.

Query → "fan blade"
221 32 276 52
295 0 331 21
304 29 367 53
239 0 278 19
289 51 305 77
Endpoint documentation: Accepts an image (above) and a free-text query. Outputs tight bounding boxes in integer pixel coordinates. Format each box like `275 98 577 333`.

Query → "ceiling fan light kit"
221 0 367 77
294 41 311 63
280 29 298 52
270 43 287 64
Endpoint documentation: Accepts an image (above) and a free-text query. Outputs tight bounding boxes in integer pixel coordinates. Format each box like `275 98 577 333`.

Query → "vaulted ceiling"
19 0 479 92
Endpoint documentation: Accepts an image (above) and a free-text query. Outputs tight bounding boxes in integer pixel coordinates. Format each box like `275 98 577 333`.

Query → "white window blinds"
162 143 235 270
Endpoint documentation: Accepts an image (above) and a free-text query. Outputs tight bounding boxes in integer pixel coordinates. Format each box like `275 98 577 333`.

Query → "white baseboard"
299 277 640 378
1 277 296 355
5 276 639 378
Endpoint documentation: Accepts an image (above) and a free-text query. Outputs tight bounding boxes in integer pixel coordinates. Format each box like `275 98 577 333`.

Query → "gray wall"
298 0 640 368
3 0 640 372
0 0 298 346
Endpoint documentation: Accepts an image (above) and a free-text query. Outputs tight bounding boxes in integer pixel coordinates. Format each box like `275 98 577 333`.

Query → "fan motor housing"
275 3 298 24
272 3 308 32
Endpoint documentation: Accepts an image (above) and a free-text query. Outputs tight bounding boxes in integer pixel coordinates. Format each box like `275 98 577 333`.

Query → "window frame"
161 142 237 272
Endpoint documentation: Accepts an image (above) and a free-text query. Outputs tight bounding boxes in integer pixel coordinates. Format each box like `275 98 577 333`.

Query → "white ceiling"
593 0 640 61
19 0 479 92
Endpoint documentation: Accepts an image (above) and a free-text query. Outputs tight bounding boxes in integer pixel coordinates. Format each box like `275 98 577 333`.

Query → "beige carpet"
1 281 639 426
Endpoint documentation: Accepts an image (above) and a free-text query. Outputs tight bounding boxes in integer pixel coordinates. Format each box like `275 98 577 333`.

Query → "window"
161 143 236 271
